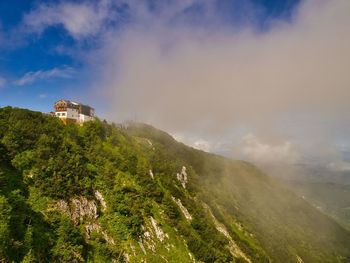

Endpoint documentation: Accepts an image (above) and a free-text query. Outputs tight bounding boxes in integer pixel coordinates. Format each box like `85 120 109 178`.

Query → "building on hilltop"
54 99 95 124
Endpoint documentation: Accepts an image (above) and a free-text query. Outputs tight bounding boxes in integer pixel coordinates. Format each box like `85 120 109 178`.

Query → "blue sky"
0 0 300 113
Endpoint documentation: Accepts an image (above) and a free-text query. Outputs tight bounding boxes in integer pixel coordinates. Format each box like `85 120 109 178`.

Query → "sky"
1 0 350 172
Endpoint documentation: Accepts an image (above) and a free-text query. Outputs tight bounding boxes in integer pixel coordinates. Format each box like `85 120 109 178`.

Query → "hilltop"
1 107 350 263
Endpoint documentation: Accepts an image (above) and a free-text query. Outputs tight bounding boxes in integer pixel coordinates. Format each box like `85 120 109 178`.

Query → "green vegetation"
126 123 350 263
0 107 350 262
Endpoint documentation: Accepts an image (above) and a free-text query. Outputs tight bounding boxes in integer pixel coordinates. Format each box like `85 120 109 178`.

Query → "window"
57 113 60 116
62 112 66 116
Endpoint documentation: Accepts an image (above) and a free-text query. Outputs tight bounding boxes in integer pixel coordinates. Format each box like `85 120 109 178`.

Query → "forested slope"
0 107 350 262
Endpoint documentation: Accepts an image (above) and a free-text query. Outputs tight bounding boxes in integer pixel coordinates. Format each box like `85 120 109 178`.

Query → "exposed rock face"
56 199 70 215
55 197 115 245
70 198 98 224
146 139 155 150
140 227 156 253
188 252 196 263
176 166 188 188
124 253 130 263
95 190 107 211
56 197 97 224
149 169 154 180
296 255 304 263
150 217 167 242
202 203 251 263
102 230 115 245
172 196 192 221
85 223 101 238
138 240 147 255
138 216 170 254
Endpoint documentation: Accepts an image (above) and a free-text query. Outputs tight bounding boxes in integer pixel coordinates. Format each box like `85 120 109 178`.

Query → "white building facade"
54 99 95 124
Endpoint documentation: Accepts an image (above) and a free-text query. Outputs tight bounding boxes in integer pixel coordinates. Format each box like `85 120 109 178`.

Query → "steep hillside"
0 107 349 262
126 124 350 263
283 180 350 231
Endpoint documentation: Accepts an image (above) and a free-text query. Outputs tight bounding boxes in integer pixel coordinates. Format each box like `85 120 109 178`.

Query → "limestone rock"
176 166 188 188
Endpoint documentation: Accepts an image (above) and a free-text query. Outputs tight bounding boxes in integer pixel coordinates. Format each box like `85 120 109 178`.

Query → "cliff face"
0 107 350 263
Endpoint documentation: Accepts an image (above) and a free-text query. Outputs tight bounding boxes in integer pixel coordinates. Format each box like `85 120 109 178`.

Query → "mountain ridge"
0 107 350 262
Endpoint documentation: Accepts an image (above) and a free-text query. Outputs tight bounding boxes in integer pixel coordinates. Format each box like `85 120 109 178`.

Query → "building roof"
54 99 95 111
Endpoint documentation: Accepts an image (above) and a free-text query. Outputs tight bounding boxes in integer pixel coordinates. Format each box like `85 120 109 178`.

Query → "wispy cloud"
99 0 350 130
328 161 350 172
22 0 114 40
14 66 75 86
0 76 6 88
38 93 47 99
236 133 300 164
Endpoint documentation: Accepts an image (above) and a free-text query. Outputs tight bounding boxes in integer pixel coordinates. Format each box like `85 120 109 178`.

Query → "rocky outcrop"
138 216 169 254
95 190 107 211
124 253 130 263
202 203 251 263
140 227 156 253
149 169 154 180
56 197 98 224
176 166 188 188
172 196 192 221
102 230 115 245
188 252 196 263
150 217 167 242
70 198 98 224
138 240 147 254
56 199 70 215
55 197 115 245
296 255 304 263
85 223 101 238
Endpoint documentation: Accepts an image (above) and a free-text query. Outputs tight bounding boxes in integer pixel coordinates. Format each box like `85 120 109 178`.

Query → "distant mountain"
1 107 350 262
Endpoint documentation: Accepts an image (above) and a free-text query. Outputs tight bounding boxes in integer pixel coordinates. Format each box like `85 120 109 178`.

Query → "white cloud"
97 0 350 134
14 67 75 86
22 0 113 39
327 161 350 172
173 132 213 152
236 133 300 164
192 139 211 152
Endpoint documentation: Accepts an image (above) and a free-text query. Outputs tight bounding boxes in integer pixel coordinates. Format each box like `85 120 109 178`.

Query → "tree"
52 216 86 263
0 196 11 260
